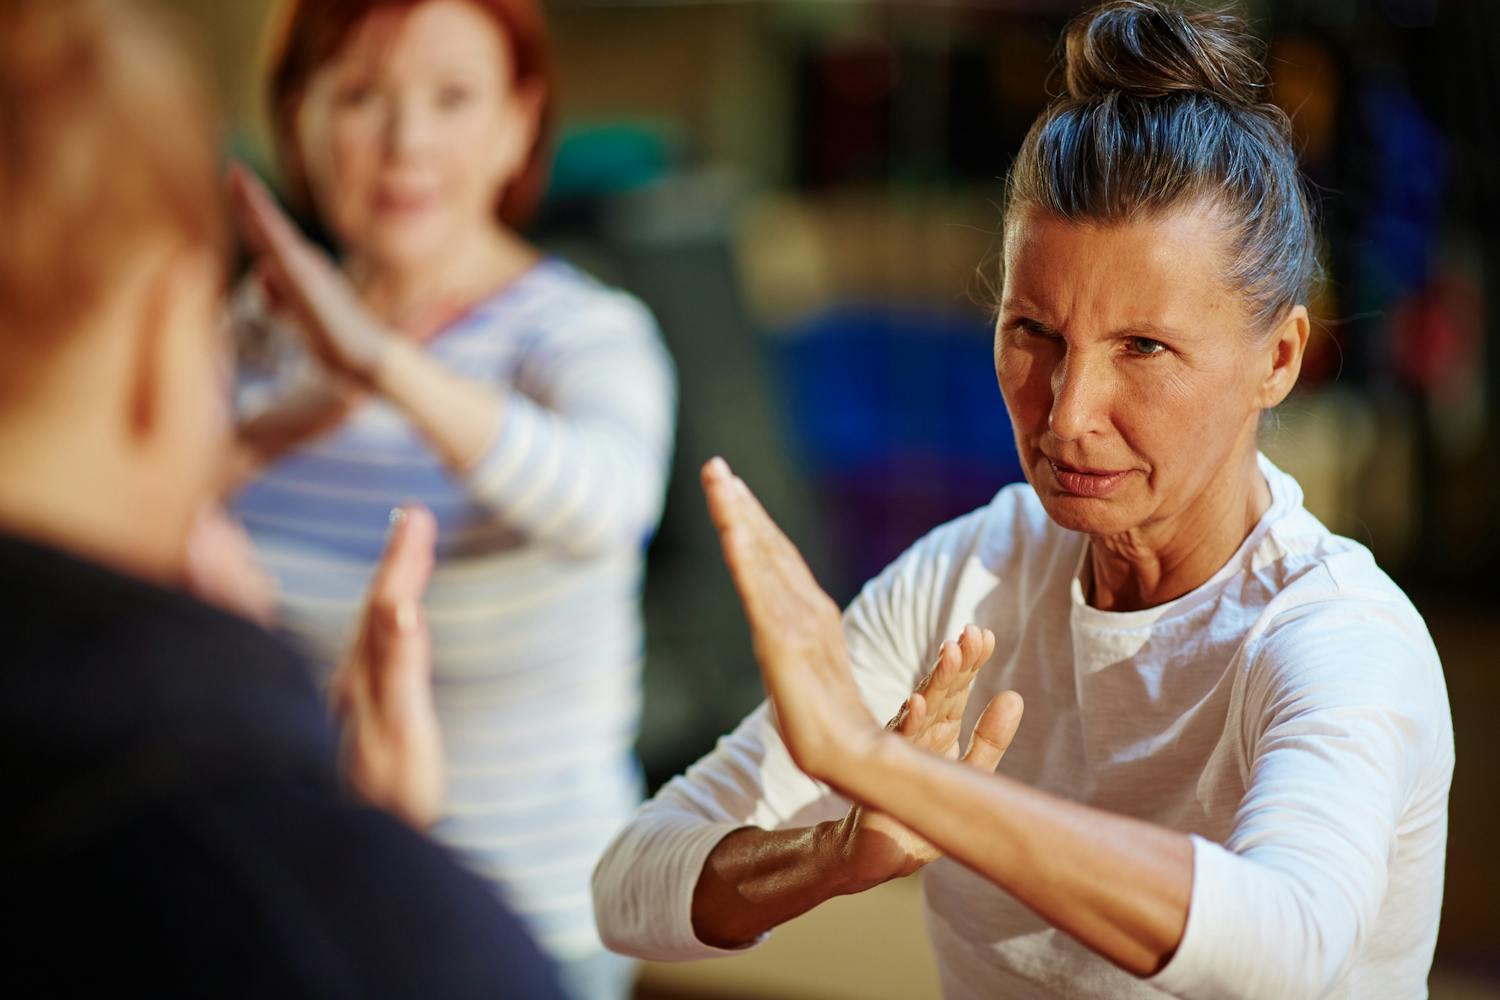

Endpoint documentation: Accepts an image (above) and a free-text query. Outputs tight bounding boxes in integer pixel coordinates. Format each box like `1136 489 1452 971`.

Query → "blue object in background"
770 304 1024 598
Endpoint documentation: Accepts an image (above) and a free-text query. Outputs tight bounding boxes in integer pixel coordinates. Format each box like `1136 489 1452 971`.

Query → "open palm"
701 456 1023 886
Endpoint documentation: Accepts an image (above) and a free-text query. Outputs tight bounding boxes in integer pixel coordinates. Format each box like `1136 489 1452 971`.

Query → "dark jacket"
1 531 565 999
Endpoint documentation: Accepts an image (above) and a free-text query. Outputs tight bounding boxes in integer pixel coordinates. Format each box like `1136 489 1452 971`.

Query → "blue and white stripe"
232 259 676 961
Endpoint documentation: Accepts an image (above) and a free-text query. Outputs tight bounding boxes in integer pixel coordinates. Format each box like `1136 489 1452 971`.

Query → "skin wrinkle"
1018 87 1316 335
996 205 1298 611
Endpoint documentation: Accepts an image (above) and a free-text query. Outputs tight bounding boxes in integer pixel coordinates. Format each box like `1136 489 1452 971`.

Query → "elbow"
590 824 664 960
1259 882 1368 1000
1159 852 1376 1000
590 831 634 955
1284 925 1357 998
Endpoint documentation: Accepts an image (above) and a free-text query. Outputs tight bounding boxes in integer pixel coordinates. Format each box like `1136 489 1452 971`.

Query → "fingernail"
388 506 407 528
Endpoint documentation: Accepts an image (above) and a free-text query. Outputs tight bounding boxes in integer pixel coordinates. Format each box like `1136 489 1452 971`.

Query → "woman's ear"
1256 304 1310 411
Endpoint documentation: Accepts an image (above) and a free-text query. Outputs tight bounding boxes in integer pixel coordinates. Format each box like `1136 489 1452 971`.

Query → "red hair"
266 0 554 230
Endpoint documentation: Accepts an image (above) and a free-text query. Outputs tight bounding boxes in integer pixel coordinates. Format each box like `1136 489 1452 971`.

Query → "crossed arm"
224 167 674 557
225 166 503 485
695 457 1193 977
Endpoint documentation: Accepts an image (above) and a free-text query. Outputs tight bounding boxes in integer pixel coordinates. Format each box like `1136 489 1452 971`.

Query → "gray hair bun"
1063 0 1267 107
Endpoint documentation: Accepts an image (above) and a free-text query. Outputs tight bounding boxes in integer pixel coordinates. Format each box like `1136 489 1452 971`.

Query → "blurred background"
165 0 1496 996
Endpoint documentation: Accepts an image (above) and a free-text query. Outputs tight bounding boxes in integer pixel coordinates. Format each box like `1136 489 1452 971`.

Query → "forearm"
372 338 503 473
690 821 867 948
229 379 362 493
837 733 1191 977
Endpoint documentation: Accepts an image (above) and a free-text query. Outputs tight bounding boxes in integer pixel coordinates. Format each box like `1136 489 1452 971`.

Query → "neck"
0 406 187 588
348 222 538 335
1087 448 1271 612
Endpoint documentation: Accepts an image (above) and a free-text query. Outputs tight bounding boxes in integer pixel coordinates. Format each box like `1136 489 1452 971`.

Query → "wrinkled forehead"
1000 204 1244 333
325 0 512 84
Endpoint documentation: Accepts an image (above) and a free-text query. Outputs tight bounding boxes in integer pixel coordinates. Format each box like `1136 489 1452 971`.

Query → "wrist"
363 333 403 395
816 724 894 805
813 816 894 897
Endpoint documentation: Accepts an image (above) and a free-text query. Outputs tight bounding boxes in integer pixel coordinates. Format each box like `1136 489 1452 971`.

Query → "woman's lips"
1046 459 1133 498
373 190 435 215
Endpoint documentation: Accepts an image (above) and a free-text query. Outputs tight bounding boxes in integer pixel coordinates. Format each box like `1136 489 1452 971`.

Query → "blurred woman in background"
228 2 675 997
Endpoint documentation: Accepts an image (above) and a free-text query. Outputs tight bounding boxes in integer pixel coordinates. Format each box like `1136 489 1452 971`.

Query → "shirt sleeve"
591 515 968 960
461 290 676 558
1148 596 1453 1000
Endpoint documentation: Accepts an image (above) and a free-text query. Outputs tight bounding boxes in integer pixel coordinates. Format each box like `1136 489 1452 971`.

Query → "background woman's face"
995 206 1269 540
300 0 530 267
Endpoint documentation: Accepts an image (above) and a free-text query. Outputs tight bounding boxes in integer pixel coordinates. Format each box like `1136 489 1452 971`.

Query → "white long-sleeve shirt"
592 455 1453 999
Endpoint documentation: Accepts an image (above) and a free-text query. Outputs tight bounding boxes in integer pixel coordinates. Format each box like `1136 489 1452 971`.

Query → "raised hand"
701 456 880 784
331 504 444 828
181 504 279 627
834 627 1024 888
228 164 391 385
702 455 1023 886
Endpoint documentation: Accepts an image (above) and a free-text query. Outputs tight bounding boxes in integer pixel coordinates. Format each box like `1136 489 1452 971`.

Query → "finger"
362 505 436 695
918 640 971 713
701 457 740 537
892 693 926 738
927 639 961 692
702 458 825 621
253 259 297 317
371 504 437 605
702 457 805 571
366 589 432 717
229 163 308 267
702 458 771 558
961 690 1025 772
956 624 987 674
228 163 279 258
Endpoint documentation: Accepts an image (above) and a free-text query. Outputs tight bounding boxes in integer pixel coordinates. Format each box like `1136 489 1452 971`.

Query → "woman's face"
299 0 535 267
995 206 1278 541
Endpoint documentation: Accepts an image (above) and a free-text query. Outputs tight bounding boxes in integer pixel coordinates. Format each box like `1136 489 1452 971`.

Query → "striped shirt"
232 258 676 962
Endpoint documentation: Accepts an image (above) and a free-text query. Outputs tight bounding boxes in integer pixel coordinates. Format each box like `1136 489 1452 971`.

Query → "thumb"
960 690 1024 773
360 504 436 707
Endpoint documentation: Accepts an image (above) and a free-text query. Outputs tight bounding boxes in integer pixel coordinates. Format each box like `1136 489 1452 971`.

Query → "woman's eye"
335 84 374 108
1012 319 1054 339
436 85 472 110
1127 336 1167 356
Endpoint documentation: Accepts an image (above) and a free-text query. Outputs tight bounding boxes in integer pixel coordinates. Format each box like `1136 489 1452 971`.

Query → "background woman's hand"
834 626 1024 889
229 164 392 385
331 504 444 829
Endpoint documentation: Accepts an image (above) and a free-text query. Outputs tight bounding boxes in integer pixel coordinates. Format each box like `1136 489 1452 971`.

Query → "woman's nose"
384 96 430 159
1048 353 1110 441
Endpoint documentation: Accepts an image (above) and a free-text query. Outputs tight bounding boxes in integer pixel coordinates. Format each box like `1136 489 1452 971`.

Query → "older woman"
593 3 1453 998
226 2 674 997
